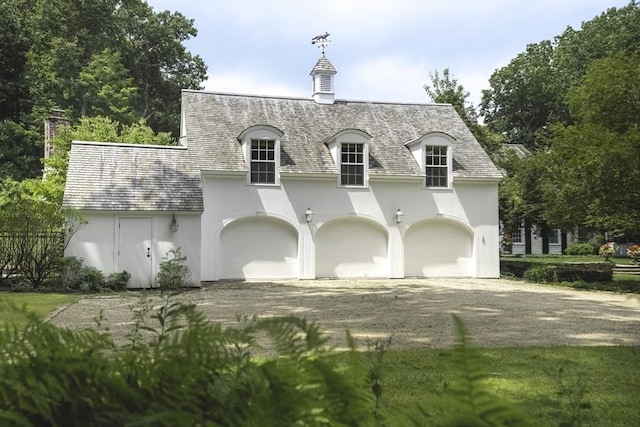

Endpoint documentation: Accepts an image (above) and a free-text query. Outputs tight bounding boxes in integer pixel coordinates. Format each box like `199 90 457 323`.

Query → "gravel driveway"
49 278 640 350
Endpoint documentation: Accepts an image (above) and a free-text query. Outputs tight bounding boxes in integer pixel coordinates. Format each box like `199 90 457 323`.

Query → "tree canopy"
424 68 504 158
482 1 640 239
0 0 207 180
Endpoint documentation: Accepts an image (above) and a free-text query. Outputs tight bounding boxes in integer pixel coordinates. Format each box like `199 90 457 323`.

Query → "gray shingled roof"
63 142 203 211
181 90 503 180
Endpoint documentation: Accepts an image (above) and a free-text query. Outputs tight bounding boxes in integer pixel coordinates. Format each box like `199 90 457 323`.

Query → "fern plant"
410 314 533 426
0 294 374 426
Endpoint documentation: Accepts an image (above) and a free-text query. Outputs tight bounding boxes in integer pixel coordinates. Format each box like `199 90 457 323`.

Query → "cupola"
310 32 336 104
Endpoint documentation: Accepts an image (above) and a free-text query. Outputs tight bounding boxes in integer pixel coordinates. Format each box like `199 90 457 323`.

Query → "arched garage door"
405 219 474 277
316 218 388 278
220 217 298 279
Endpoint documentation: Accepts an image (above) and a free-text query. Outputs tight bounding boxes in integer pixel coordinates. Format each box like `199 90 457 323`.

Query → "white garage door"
220 217 298 279
316 218 388 278
405 219 474 277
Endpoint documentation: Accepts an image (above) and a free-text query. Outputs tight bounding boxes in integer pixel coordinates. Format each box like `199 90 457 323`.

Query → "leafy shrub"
566 243 596 256
501 260 538 277
58 256 84 289
523 263 613 283
79 266 105 292
105 271 130 291
157 247 191 289
524 265 556 283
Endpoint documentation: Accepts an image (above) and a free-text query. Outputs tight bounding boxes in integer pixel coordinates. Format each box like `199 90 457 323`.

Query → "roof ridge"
182 89 452 107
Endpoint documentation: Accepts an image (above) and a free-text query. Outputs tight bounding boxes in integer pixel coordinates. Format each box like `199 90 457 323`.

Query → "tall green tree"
0 0 207 180
553 1 640 91
0 2 30 122
75 49 138 124
541 54 640 236
480 41 565 152
424 68 504 158
424 68 477 127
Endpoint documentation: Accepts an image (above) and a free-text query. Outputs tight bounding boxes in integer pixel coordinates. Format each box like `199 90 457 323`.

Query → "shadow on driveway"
49 278 640 350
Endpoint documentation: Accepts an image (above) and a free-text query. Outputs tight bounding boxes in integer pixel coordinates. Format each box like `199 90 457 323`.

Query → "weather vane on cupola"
311 32 331 56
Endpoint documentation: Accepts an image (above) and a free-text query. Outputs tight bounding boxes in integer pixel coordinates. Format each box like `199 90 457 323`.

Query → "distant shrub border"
565 242 596 256
501 260 613 283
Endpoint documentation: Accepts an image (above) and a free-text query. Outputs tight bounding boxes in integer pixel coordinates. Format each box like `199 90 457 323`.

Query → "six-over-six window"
425 145 448 187
340 143 364 186
250 139 276 184
246 132 453 188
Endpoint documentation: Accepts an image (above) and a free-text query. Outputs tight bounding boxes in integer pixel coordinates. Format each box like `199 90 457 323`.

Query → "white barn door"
404 219 474 277
315 218 388 278
219 217 298 279
119 218 153 288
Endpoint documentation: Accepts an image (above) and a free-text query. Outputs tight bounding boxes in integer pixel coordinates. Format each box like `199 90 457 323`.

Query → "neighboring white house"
63 53 503 287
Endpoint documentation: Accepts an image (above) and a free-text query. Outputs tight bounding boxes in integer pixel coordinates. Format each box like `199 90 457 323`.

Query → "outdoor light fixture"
169 214 179 232
395 209 405 224
305 208 314 223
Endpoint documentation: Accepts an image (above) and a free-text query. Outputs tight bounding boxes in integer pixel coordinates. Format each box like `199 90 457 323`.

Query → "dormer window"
341 143 364 186
238 125 283 186
405 132 454 189
324 129 371 187
425 145 448 187
250 139 276 184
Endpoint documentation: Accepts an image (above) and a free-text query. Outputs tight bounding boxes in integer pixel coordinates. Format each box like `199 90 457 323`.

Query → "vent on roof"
320 75 332 92
310 57 336 104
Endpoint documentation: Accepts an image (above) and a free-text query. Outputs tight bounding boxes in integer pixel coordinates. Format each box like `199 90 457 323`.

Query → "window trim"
404 132 454 190
425 144 449 188
249 138 277 184
340 142 365 186
238 125 283 186
324 129 371 188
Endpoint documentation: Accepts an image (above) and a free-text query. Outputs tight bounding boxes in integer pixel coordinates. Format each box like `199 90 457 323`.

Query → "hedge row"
501 260 613 283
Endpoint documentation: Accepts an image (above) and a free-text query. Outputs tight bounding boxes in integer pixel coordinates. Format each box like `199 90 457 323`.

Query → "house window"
425 145 448 187
511 228 523 244
548 229 561 245
341 143 364 186
250 139 276 184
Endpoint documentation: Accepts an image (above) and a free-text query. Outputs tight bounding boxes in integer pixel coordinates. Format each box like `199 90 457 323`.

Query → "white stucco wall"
201 174 500 281
66 211 202 288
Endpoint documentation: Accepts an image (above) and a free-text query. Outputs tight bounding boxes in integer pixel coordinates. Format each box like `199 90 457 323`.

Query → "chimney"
44 108 70 159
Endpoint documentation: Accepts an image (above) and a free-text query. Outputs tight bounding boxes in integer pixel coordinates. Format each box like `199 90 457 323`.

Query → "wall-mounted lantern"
305 208 314 223
170 214 179 232
395 209 405 224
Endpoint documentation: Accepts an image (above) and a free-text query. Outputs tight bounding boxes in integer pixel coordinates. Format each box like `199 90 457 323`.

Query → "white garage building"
63 53 502 287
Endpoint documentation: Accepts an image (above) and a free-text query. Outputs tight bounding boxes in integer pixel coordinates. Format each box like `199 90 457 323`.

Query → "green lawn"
331 345 640 426
0 293 75 328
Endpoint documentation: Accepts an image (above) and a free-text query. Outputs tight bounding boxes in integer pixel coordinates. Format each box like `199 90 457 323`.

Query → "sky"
147 0 630 108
